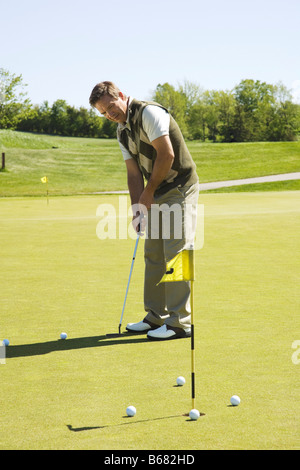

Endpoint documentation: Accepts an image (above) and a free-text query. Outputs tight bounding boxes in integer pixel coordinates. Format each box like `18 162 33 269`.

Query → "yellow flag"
158 249 195 283
41 176 48 183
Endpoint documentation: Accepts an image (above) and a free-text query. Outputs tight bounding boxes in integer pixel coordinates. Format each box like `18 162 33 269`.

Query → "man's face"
95 92 128 124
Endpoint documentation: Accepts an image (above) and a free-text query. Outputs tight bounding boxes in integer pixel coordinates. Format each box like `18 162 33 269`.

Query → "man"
89 81 199 340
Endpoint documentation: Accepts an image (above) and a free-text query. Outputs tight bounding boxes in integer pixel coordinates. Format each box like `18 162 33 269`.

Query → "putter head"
106 323 123 338
106 333 123 338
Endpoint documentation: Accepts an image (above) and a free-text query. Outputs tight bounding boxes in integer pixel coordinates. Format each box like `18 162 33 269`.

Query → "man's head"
89 81 128 124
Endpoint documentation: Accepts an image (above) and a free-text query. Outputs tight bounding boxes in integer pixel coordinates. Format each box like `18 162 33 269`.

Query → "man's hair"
89 81 124 107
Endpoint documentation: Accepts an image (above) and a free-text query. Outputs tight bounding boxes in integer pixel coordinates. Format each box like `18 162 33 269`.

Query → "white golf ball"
60 332 67 340
189 409 200 420
2 339 9 346
126 406 136 417
176 376 186 386
230 395 241 406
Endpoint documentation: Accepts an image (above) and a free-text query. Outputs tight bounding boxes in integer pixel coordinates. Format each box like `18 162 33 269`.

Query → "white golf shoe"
126 319 161 333
147 324 191 340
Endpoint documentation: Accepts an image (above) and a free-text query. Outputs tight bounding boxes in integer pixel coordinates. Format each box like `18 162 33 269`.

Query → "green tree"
187 101 207 140
185 89 221 142
0 68 32 129
38 101 52 134
152 83 188 136
232 79 267 141
178 81 205 140
11 72 300 141
269 83 300 141
100 118 117 138
203 91 220 142
49 99 69 135
178 80 203 114
213 90 236 142
232 79 299 141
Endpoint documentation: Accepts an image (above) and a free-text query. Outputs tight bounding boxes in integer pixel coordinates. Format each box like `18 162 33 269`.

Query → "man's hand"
132 211 147 235
135 187 155 235
138 186 155 211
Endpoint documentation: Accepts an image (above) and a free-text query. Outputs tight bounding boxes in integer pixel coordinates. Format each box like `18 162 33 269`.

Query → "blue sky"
1 0 300 108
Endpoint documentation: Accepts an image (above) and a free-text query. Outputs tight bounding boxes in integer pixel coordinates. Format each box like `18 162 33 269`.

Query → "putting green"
0 192 299 449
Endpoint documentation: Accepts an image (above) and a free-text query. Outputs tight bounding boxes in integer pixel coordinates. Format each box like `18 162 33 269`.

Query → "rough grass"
1 130 299 196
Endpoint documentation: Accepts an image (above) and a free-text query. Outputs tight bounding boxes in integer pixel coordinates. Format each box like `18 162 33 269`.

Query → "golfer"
89 81 199 340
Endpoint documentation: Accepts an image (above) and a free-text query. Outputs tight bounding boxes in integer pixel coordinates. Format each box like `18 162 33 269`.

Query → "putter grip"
137 213 144 234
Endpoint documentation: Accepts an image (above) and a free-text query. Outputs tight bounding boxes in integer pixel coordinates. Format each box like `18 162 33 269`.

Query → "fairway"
1 130 300 196
0 191 299 450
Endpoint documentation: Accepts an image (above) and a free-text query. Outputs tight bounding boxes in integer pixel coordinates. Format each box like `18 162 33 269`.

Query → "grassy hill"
0 130 299 196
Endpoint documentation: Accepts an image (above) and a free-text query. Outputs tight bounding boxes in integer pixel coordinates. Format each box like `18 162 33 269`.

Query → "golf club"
106 233 141 338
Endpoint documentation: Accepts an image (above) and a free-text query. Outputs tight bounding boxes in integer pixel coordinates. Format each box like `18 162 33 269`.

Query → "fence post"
1 152 5 170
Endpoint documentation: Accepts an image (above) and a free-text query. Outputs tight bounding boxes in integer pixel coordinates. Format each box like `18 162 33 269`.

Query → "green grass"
201 179 300 193
0 130 300 196
0 130 127 196
0 130 299 449
0 192 299 449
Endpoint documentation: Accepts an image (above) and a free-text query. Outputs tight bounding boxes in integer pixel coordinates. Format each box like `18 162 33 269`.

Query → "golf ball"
230 395 241 406
176 376 186 386
60 332 67 340
2 339 9 346
126 406 136 417
189 409 200 421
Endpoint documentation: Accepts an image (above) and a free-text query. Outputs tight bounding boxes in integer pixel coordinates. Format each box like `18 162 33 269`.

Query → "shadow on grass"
66 414 187 432
6 333 149 358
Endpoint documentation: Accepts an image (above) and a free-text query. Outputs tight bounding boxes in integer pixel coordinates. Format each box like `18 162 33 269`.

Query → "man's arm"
125 158 145 232
125 158 144 206
138 135 174 210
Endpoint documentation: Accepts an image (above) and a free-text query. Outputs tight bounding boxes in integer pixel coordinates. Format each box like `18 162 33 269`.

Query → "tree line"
153 81 300 142
1 68 299 142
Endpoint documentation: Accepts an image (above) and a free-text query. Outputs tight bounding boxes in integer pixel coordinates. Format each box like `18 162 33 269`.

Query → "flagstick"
157 249 199 415
191 278 195 409
46 180 49 205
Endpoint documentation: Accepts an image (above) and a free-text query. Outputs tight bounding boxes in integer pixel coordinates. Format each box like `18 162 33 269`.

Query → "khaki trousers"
143 183 199 329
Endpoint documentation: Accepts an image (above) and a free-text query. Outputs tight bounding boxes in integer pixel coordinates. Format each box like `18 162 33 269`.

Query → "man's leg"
148 183 199 339
126 206 169 332
143 231 169 326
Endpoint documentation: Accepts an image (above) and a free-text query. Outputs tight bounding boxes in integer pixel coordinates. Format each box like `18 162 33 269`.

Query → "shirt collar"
118 96 133 130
